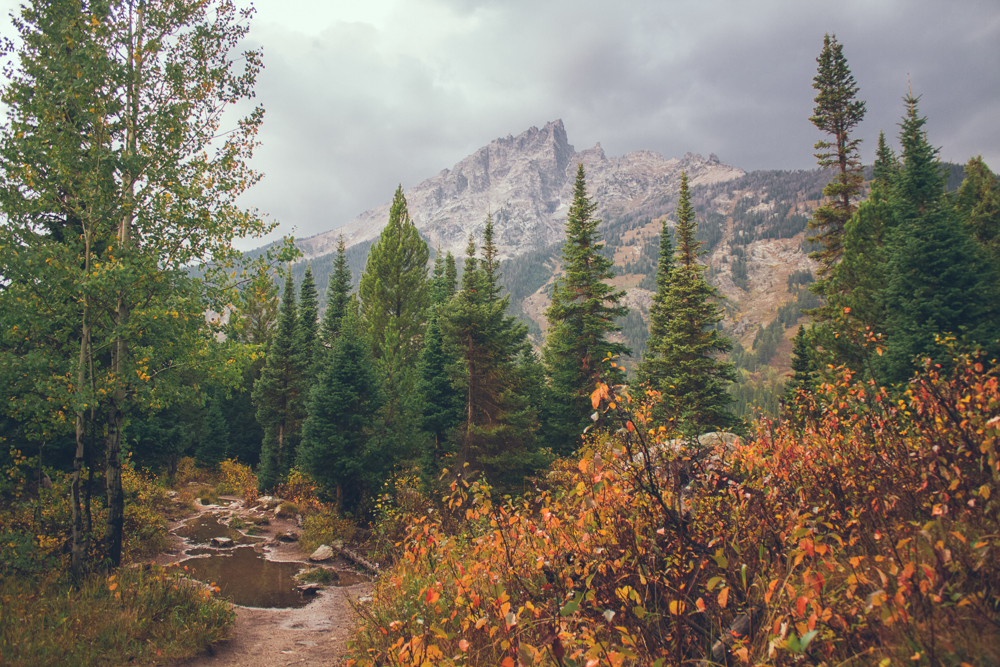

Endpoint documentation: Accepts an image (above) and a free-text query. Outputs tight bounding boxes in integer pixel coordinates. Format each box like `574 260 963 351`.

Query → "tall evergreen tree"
419 245 464 481
298 310 384 512
196 399 231 469
784 325 818 402
819 131 897 379
359 186 430 365
253 267 306 490
807 33 867 279
358 186 430 463
296 264 320 384
444 251 458 296
442 226 542 487
543 164 629 454
640 172 735 432
881 95 999 383
636 203 676 387
955 155 1000 270
320 234 353 345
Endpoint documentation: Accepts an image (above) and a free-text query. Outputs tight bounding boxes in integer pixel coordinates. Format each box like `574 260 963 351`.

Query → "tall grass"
0 566 234 667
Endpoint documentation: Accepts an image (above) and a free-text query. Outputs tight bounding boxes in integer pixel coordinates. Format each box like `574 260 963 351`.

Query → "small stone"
211 537 234 547
279 532 299 543
297 584 321 595
358 595 373 604
310 545 334 562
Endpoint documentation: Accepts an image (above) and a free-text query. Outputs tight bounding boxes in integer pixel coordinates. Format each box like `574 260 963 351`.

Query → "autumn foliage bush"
348 351 999 666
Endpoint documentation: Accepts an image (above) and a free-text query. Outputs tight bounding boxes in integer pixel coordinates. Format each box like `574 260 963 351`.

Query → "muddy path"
159 496 374 667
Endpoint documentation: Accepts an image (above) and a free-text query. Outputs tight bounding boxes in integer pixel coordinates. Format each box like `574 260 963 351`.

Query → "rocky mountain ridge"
294 119 745 261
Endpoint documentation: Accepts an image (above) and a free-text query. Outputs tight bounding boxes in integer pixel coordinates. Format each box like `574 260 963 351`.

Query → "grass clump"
301 510 355 555
298 567 333 585
0 567 234 667
275 502 298 519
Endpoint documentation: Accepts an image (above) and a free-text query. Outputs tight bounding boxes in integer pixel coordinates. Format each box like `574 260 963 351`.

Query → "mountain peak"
297 123 744 261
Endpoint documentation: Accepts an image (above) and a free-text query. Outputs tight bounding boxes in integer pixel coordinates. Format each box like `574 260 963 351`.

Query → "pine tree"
819 131 897 379
882 95 999 383
419 246 464 481
807 34 867 279
298 310 384 512
320 234 353 345
253 267 306 491
296 264 320 384
196 399 231 469
636 203 676 387
543 164 629 454
784 325 818 402
358 186 430 463
639 172 735 433
441 223 542 487
444 251 458 296
359 185 430 366
955 156 1000 269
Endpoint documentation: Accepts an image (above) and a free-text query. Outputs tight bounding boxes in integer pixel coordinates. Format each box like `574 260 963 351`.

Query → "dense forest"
1 4 999 665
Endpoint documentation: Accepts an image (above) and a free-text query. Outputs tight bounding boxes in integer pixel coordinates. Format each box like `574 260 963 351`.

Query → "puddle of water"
333 571 370 587
175 513 257 545
180 546 312 608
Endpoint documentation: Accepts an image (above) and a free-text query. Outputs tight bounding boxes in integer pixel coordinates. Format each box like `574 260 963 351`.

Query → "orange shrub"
348 352 1000 666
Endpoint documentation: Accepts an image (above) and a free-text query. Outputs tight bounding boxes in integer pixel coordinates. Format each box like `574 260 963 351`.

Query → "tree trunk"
71 229 93 578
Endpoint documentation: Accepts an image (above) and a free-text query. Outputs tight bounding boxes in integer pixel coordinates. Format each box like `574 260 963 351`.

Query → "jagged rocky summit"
294 119 745 261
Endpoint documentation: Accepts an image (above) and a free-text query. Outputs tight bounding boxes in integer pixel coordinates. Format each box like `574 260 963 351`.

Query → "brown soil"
161 497 373 667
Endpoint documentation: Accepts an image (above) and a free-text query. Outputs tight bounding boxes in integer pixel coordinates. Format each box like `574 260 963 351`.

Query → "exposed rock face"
296 120 744 262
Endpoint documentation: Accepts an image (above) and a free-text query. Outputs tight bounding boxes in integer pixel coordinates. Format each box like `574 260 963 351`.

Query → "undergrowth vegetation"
0 566 233 667
0 457 237 666
347 351 1000 666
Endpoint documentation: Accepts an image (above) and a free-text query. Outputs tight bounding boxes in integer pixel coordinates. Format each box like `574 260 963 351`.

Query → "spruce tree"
636 204 676 387
543 164 629 454
441 224 543 487
320 233 353 345
359 185 430 365
296 264 320 384
882 95 999 383
640 172 735 433
419 246 464 481
784 325 818 402
807 33 867 279
253 267 306 490
196 399 231 469
418 306 463 480
820 132 897 379
298 310 384 512
358 186 430 462
955 156 1000 269
444 251 458 296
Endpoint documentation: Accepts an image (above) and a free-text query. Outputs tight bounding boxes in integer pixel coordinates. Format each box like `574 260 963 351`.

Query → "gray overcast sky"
2 0 998 249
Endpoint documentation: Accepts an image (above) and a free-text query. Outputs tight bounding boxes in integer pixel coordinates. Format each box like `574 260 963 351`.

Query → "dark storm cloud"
3 0 993 247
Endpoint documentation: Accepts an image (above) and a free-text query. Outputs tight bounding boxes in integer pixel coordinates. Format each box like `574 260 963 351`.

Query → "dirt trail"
159 497 373 667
